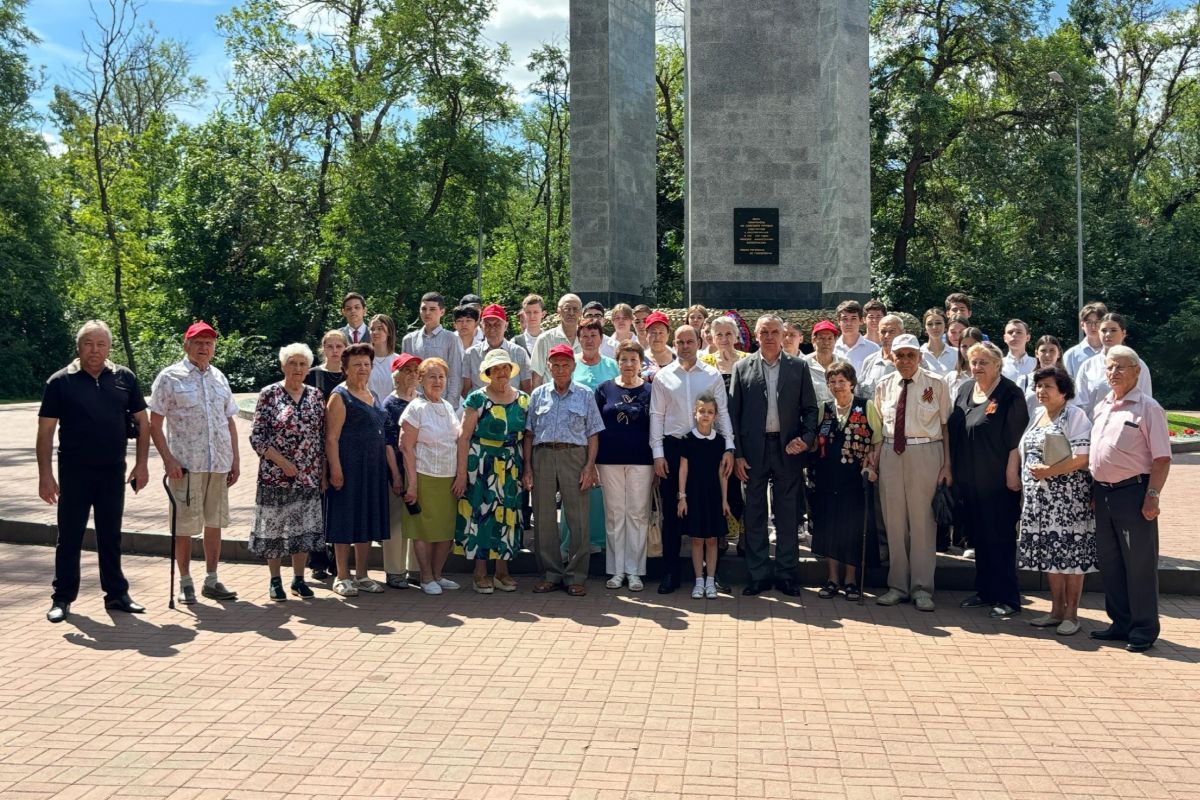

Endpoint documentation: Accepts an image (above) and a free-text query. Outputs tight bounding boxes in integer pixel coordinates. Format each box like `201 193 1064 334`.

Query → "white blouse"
399 397 461 477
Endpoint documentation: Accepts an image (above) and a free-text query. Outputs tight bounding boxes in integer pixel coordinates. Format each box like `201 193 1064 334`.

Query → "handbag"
931 482 956 527
647 484 664 558
1042 431 1072 466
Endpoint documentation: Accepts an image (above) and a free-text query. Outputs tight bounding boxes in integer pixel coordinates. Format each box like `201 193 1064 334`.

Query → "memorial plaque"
733 208 780 265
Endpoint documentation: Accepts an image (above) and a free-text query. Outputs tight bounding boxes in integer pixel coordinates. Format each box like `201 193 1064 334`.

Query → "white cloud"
484 0 568 96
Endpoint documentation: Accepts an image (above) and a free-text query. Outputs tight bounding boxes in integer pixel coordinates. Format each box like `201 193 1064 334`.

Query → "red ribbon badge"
921 386 934 403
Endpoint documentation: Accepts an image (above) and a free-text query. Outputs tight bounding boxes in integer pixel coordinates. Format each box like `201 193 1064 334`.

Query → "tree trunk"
308 116 337 338
892 138 925 274
92 112 137 373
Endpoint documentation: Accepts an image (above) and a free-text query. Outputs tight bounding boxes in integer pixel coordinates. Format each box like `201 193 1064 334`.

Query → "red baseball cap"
480 303 508 322
811 320 839 336
643 311 671 330
392 353 421 372
184 321 218 340
547 343 577 361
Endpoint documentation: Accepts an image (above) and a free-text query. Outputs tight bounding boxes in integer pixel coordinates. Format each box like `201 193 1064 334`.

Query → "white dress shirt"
1002 352 1037 381
920 342 957 374
834 335 880 373
341 323 369 345
649 360 734 458
857 351 897 400
1063 339 1102 378
530 325 581 382
804 353 834 407
400 325 464 409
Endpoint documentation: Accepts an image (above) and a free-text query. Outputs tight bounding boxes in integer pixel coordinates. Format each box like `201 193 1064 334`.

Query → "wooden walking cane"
163 468 188 609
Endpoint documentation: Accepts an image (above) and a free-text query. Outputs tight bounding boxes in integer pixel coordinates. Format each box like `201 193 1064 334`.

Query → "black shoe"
959 594 987 608
46 601 70 623
1125 641 1154 653
775 580 802 597
104 594 145 614
268 578 287 602
712 577 730 594
988 603 1019 618
1089 627 1129 642
291 577 314 598
311 569 331 581
742 579 772 596
657 574 679 595
717 539 729 555
842 583 861 601
818 580 839 599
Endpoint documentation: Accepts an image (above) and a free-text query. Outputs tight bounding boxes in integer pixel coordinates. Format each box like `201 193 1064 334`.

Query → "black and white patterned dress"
1017 405 1097 574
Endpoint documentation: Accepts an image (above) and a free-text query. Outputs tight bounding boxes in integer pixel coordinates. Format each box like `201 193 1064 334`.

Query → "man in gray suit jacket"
729 314 819 596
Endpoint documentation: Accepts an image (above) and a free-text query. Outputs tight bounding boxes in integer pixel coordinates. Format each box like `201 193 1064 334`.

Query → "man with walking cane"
150 321 241 605
37 320 149 623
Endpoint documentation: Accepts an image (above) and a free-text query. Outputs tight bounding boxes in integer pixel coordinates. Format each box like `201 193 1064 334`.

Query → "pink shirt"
1089 389 1171 483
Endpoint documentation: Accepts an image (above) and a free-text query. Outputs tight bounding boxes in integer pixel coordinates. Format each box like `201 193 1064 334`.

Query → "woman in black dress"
810 361 882 601
676 394 728 599
303 329 347 578
950 342 1030 618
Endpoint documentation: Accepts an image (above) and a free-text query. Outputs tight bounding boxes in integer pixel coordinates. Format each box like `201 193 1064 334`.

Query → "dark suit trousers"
53 461 130 603
743 436 802 582
659 436 687 579
1095 480 1160 645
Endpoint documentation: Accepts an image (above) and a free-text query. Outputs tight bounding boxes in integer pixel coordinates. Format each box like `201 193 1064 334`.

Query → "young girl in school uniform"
677 394 730 599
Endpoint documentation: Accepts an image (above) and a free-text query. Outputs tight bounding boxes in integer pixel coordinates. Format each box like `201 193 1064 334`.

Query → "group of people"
36 290 1172 652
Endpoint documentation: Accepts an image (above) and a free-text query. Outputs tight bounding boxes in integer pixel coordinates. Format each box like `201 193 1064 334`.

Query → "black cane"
860 469 872 606
163 467 188 609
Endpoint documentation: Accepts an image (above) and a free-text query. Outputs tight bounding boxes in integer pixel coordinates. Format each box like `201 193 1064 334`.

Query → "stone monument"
684 0 870 308
568 0 657 307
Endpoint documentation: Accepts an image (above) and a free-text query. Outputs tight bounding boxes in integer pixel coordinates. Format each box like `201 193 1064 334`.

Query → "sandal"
842 583 861 601
818 580 840 599
566 584 587 597
532 581 562 594
493 574 517 592
473 576 494 594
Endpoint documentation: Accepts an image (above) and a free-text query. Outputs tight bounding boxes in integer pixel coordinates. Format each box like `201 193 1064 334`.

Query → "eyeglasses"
1105 364 1133 374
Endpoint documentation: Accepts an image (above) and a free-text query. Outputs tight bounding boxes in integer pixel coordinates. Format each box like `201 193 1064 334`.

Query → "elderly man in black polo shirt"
37 320 150 622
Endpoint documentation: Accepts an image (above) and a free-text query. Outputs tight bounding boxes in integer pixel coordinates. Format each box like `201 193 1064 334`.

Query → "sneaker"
1056 619 1081 636
876 588 908 606
421 580 443 595
913 591 935 612
385 573 410 589
177 583 197 605
705 581 718 599
436 577 460 590
201 581 238 601
268 578 286 602
290 577 314 598
332 579 358 597
628 576 644 592
962 548 976 560
353 577 385 593
606 574 625 589
1029 613 1063 628
692 581 705 599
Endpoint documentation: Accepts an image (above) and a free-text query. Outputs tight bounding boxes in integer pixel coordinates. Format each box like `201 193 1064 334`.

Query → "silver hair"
710 315 739 333
278 342 314 368
75 320 113 347
880 314 905 329
755 313 785 330
1106 344 1140 366
966 341 1005 364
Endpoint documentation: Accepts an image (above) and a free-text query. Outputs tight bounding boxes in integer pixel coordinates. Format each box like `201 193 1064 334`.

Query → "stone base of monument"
2 520 1196 595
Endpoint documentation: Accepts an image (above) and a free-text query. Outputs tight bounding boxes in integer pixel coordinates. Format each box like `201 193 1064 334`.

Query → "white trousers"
597 464 654 577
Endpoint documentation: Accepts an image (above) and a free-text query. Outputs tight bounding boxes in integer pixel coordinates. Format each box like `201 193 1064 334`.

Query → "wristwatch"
677 492 686 499
1147 488 1160 498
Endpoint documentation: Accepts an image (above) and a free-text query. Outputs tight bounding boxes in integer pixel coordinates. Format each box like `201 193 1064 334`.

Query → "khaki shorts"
167 472 231 535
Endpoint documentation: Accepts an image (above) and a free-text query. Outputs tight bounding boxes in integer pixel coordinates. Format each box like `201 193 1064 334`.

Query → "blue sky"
24 0 1082 144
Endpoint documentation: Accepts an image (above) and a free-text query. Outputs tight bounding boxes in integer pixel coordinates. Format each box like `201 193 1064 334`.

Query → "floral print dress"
249 382 326 558
455 389 530 560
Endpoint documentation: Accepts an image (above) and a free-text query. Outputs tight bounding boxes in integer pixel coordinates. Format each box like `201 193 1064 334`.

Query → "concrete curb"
4 517 1196 595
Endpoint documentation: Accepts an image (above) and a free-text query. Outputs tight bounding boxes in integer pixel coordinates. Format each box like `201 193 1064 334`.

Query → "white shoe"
628 576 644 591
692 582 705 599
606 574 625 589
422 581 443 595
963 548 976 560
332 579 358 597
436 577 460 590
354 577 385 593
705 581 718 599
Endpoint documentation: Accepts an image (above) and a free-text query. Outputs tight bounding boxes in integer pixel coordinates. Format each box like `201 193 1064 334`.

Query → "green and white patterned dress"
455 389 530 560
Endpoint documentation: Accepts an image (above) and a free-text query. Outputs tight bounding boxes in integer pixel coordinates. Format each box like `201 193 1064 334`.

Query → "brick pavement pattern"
0 542 1198 800
4 401 1199 569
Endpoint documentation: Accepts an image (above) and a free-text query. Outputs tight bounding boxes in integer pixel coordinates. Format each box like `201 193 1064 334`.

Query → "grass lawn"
1167 412 1200 435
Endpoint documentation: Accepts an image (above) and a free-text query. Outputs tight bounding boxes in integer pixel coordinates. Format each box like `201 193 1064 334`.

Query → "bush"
125 330 278 394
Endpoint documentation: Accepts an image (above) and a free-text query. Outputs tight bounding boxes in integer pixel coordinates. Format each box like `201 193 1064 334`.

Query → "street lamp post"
1049 70 1084 312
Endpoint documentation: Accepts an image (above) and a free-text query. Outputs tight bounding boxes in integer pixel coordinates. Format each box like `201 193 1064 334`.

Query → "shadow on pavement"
63 612 198 657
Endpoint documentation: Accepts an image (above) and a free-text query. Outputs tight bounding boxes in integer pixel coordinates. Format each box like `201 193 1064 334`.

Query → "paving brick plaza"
2 401 1199 799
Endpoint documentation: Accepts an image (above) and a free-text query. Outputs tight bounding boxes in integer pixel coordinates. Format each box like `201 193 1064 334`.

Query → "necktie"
893 378 912 454
353 329 360 343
